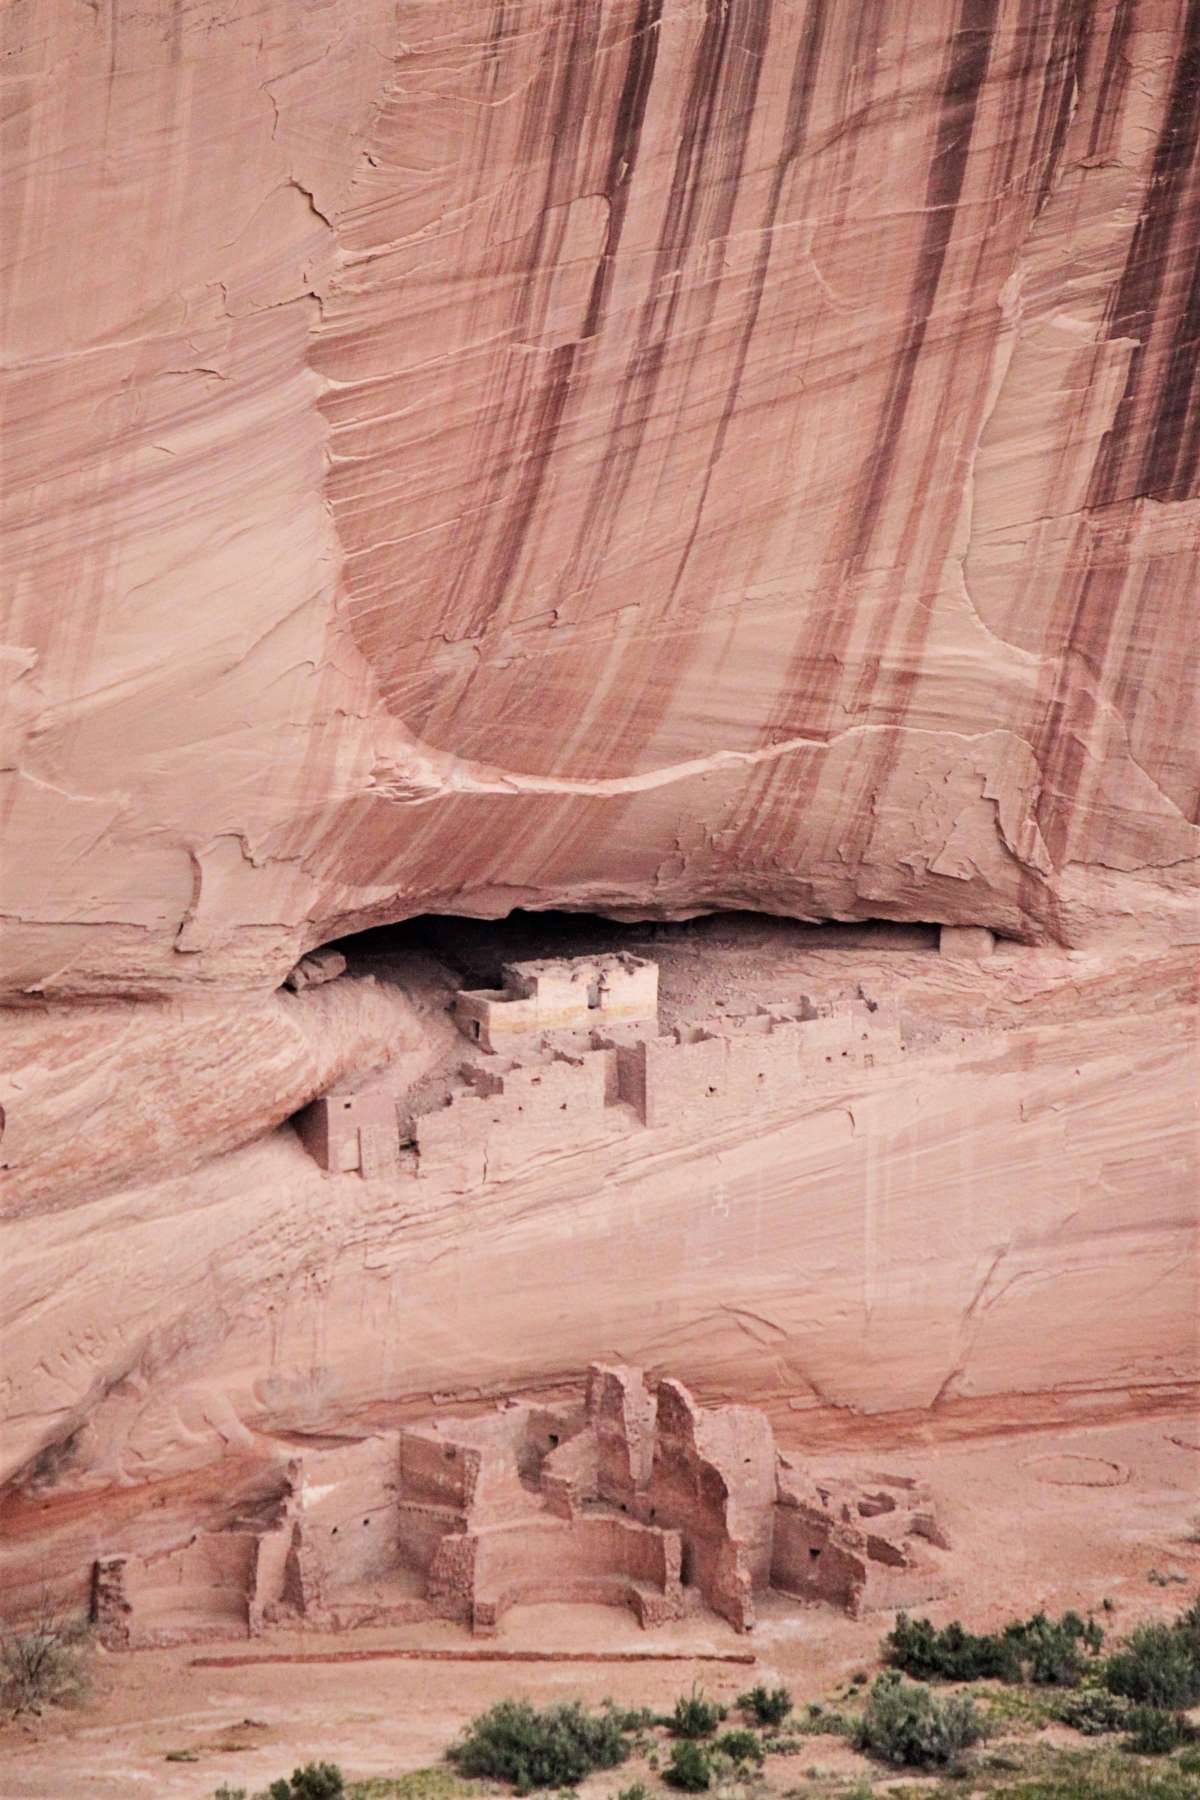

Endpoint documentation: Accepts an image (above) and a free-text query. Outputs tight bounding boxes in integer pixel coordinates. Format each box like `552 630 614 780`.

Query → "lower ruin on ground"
91 1364 948 1649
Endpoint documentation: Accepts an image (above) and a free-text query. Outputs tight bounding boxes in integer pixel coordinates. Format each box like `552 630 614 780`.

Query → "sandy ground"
3 1410 1197 1800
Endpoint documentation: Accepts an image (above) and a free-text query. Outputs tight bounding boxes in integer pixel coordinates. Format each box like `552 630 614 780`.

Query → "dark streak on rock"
1030 561 1119 872
1028 0 1092 220
442 3 607 639
582 0 664 341
667 0 831 600
435 3 666 649
562 0 771 603
1084 0 1135 163
744 0 1000 874
846 0 1001 569
1029 5 1200 880
1088 0 1200 506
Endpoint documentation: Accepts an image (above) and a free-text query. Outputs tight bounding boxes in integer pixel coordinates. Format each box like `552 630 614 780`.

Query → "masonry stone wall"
463 1514 683 1635
295 1088 403 1176
771 1464 949 1616
642 1378 777 1632
271 1439 400 1616
455 954 658 1050
92 1531 259 1648
413 1048 613 1182
770 1502 868 1613
412 1003 907 1182
298 959 924 1184
587 1364 656 1508
633 1003 903 1131
92 1366 949 1648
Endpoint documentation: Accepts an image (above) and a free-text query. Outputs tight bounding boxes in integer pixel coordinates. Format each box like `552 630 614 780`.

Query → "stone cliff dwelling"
453 952 659 1048
5 3 1198 1788
91 1365 948 1649
291 936 979 1185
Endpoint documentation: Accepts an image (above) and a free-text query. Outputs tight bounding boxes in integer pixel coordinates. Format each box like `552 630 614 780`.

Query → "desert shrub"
604 1704 657 1732
981 1756 1200 1797
1006 1613 1093 1686
759 1733 803 1754
213 1775 347 1800
267 1766 345 1800
789 1702 854 1740
616 1785 647 1800
737 1684 792 1726
0 1600 91 1714
1104 1601 1200 1710
449 1700 627 1793
668 1687 725 1738
853 1671 986 1768
664 1741 712 1790
885 1612 1022 1682
715 1729 764 1766
885 1609 1102 1688
1123 1706 1191 1755
1052 1687 1131 1734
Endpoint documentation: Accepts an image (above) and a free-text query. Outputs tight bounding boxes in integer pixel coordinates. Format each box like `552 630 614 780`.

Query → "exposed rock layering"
1 925 1195 1621
0 4 1196 1632
3 1 1199 999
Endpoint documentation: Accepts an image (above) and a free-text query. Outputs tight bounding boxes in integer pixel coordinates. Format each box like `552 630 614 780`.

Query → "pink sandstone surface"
0 0 1197 1662
0 922 1194 1626
2 0 1198 1002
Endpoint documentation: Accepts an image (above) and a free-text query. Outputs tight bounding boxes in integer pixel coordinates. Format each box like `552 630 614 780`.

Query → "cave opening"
313 907 943 998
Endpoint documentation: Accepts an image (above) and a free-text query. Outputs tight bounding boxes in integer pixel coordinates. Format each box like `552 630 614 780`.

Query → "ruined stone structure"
293 1086 405 1179
412 1046 615 1187
621 1000 901 1132
644 1377 776 1631
92 1474 301 1649
294 956 923 1183
453 953 659 1050
772 1464 951 1617
91 1366 947 1647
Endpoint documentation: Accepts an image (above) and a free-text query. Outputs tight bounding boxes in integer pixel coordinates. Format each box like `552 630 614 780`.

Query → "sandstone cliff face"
0 4 1197 1628
3 950 1196 1629
0 977 428 1218
2 1 1197 1001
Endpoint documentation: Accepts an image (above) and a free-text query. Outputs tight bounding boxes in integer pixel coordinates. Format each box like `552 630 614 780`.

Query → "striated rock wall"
0 976 428 1217
1 4 1196 1628
2 950 1194 1627
1 951 1193 1574
2 1 1198 1003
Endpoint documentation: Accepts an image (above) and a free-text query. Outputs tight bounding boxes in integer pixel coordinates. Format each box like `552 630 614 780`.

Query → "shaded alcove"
318 908 941 997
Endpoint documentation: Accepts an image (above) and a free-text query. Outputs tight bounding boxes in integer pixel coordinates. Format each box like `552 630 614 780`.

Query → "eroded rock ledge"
1 2 1196 1651
2 1 1199 1001
1 920 1194 1623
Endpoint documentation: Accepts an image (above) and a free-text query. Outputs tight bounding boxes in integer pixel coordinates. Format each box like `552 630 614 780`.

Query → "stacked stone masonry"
453 954 659 1050
91 1366 948 1648
295 956 940 1182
